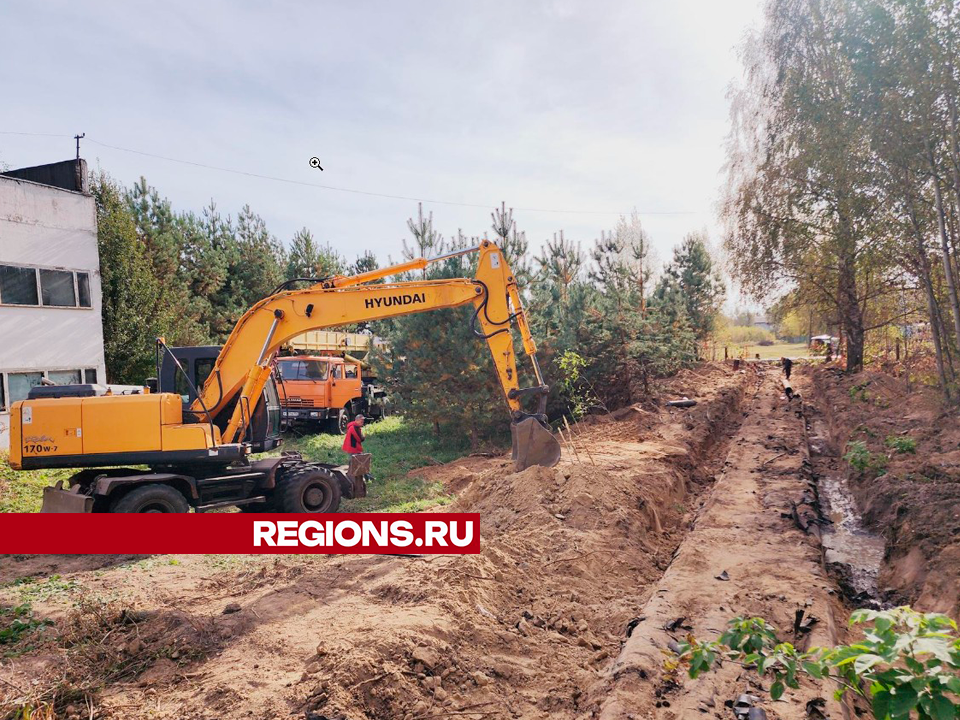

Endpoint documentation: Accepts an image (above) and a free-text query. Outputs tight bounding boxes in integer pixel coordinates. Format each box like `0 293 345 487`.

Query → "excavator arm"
190 239 561 471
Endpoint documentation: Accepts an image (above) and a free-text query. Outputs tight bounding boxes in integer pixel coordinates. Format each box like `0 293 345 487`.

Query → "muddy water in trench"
809 419 886 603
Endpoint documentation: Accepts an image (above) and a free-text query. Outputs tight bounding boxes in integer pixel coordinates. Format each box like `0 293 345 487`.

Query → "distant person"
342 414 366 456
782 357 793 379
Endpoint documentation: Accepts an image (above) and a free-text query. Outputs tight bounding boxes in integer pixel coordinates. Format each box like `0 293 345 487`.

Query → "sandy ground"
0 363 877 719
589 366 846 719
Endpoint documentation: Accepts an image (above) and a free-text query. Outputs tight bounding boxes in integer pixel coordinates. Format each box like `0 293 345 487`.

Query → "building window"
40 269 77 307
48 369 82 385
8 372 43 404
0 265 40 305
0 373 5 411
0 264 93 308
77 272 92 308
84 368 97 384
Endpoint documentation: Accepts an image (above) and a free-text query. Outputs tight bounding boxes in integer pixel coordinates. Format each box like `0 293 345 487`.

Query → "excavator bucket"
511 417 562 472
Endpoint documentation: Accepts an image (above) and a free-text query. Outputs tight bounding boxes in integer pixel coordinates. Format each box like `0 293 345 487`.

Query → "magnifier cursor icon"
309 157 324 171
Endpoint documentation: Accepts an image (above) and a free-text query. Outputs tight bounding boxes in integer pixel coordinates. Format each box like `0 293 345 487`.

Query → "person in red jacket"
342 414 365 456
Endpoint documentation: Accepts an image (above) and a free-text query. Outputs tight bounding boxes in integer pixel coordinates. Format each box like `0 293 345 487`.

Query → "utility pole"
74 133 85 160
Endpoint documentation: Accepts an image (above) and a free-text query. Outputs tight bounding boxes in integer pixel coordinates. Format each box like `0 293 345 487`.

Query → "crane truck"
6 240 561 513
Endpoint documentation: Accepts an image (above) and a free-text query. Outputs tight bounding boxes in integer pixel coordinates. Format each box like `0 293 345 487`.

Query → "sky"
1 0 763 277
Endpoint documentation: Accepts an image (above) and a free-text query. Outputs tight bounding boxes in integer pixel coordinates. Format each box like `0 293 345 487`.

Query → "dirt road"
0 365 857 719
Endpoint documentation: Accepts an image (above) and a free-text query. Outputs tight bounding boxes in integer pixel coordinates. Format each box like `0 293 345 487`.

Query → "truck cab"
274 355 364 433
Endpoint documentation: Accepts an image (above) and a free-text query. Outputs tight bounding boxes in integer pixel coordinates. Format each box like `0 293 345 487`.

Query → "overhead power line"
0 130 701 217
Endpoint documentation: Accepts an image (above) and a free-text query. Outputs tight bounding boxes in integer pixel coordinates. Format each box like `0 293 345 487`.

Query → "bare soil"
0 361 940 720
806 366 960 618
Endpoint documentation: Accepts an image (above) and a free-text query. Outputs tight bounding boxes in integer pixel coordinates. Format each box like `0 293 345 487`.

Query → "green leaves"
0 603 52 647
675 607 960 719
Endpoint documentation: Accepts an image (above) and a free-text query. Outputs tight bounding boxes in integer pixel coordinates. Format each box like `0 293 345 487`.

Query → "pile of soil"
0 364 748 719
807 366 960 617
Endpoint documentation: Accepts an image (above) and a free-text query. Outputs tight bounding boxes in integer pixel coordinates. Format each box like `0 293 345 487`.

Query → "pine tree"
286 227 344 280
125 178 199 344
375 207 507 446
403 203 444 272
91 173 166 384
653 232 725 342
235 204 285 303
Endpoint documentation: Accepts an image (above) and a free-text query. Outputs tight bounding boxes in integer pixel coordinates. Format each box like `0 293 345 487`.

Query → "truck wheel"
110 484 190 513
278 468 341 513
335 408 349 435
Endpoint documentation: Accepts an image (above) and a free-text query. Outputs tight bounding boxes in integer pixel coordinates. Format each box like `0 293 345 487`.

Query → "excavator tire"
110 484 190 513
277 466 342 513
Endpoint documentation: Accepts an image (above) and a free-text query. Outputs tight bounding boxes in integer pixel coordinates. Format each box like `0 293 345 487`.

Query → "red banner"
0 513 481 554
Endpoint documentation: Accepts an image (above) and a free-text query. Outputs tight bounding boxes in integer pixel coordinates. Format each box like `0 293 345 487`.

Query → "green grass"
0 454 72 513
709 341 812 361
743 342 812 360
0 416 474 514
885 435 917 454
2 574 80 604
279 415 471 512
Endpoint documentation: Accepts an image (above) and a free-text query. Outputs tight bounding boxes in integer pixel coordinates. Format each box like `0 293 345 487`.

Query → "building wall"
0 174 105 450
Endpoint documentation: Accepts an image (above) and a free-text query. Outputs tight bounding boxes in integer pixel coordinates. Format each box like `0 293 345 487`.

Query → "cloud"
0 0 763 267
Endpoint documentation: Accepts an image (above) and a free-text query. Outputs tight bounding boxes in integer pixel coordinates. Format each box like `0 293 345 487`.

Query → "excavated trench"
804 411 885 606
3 363 901 720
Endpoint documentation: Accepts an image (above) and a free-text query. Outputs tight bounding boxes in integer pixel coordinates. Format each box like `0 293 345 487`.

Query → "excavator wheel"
110 484 190 513
277 467 342 513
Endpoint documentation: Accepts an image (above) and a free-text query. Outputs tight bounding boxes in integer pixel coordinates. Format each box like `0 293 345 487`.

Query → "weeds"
849 383 871 402
677 607 960 719
8 575 80 605
0 453 73 514
843 441 888 476
885 435 917 454
0 604 52 650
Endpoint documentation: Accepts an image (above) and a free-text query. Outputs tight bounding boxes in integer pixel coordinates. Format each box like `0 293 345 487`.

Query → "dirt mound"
808 366 960 617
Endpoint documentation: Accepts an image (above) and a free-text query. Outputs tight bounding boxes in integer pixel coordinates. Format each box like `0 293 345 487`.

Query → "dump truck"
274 354 387 433
7 240 561 513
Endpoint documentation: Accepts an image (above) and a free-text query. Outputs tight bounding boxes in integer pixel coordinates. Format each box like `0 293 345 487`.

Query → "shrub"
844 440 871 472
844 441 887 476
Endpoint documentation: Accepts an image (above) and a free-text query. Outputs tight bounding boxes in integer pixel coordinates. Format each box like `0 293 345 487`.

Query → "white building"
0 159 106 450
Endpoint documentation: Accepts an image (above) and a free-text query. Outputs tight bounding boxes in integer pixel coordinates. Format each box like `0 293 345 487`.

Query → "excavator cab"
150 345 283 453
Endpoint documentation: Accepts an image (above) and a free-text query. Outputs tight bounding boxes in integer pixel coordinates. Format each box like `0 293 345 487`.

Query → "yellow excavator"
8 239 561 513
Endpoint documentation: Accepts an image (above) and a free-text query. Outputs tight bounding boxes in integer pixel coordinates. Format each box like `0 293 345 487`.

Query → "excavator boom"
192 240 560 471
